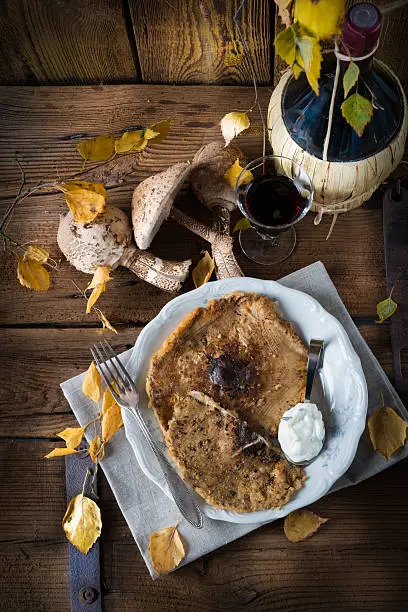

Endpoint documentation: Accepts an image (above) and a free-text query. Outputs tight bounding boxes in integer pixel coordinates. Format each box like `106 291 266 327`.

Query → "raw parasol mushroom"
190 141 244 278
131 159 242 279
57 205 191 292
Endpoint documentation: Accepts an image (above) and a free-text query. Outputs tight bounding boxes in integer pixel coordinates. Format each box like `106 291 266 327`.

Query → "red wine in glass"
243 175 308 234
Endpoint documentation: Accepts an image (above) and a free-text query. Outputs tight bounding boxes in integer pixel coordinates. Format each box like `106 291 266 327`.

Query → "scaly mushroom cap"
190 141 246 211
132 162 191 250
57 205 132 274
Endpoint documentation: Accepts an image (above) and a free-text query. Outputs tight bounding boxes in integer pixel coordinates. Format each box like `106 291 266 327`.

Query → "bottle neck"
335 41 378 74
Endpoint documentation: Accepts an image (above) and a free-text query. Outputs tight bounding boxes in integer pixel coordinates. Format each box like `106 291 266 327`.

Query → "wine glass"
235 155 314 265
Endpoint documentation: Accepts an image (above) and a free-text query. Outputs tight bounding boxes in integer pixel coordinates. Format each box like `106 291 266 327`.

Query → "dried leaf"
294 0 344 40
17 257 50 291
275 1 293 26
148 524 186 575
102 388 117 414
275 26 297 66
63 494 102 555
57 427 85 449
292 61 303 79
147 118 171 144
86 266 111 314
233 217 251 233
114 130 145 154
192 251 215 288
44 447 78 459
60 181 106 223
341 93 373 137
77 134 115 162
284 508 328 542
100 312 118 334
144 128 160 141
101 403 123 443
367 406 408 461
24 245 49 264
376 295 397 324
89 436 105 462
86 284 105 314
343 61 359 99
220 112 250 147
224 159 254 189
82 361 101 402
296 30 322 95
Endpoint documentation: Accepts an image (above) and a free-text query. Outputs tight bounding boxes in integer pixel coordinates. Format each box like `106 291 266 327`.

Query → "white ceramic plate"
125 278 368 524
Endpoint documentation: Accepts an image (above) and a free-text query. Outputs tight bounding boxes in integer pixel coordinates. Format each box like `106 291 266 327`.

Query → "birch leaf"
77 134 115 162
192 251 215 288
224 159 254 189
294 0 344 40
102 388 117 414
57 427 85 449
89 436 105 463
44 447 78 459
296 31 322 95
60 181 106 223
100 312 118 334
147 118 171 144
341 93 373 137
233 217 251 233
62 494 102 555
148 525 186 575
82 361 101 402
86 266 111 314
220 112 250 147
376 295 397 324
367 407 408 461
284 508 328 542
275 26 297 66
101 404 123 443
343 61 359 98
292 61 303 79
114 130 145 153
24 245 49 264
17 258 50 291
144 128 160 141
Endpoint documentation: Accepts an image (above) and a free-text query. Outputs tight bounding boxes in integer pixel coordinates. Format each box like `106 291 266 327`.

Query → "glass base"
239 226 296 265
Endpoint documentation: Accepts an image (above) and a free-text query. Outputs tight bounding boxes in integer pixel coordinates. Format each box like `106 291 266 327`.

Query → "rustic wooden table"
1 84 407 612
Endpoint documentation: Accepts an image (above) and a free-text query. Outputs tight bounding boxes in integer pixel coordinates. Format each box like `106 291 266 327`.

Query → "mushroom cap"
190 141 246 211
57 205 132 274
132 162 191 250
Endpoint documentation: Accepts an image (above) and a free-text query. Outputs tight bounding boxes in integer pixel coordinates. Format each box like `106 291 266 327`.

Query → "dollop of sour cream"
278 402 325 463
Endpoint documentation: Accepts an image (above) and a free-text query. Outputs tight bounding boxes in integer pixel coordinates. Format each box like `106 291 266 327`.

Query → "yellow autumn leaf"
296 29 322 95
292 61 303 79
57 427 85 449
101 403 123 443
100 312 118 334
17 257 50 291
89 436 105 463
77 134 116 162
367 406 408 461
233 217 251 233
284 508 328 542
82 361 102 402
86 266 111 314
60 181 106 224
114 129 145 154
102 388 117 414
275 25 297 66
44 447 78 459
144 128 160 141
192 251 215 288
63 494 102 555
147 118 171 144
24 245 49 264
148 524 186 575
294 0 345 40
220 112 250 147
224 159 254 189
376 295 397 324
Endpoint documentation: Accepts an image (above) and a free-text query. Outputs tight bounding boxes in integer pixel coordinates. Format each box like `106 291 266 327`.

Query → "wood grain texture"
0 0 139 85
128 0 271 84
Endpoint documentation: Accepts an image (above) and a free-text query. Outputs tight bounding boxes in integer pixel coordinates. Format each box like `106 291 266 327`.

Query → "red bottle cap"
340 2 382 58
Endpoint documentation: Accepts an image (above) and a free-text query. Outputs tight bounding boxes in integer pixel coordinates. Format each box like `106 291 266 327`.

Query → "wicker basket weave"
268 62 408 224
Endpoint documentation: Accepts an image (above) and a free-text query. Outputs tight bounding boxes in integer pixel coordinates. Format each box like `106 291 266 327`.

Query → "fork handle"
127 408 203 529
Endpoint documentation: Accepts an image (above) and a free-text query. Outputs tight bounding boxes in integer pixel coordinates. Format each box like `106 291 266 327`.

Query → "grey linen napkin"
61 261 408 578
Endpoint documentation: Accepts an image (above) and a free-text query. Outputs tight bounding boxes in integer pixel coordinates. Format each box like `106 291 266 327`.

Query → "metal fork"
91 340 203 529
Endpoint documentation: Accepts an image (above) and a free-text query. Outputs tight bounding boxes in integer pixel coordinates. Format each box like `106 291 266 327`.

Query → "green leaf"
341 93 373 137
343 61 359 99
275 26 297 66
233 217 251 233
376 295 398 324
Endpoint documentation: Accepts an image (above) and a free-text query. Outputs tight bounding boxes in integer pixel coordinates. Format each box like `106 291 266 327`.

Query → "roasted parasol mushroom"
57 205 191 292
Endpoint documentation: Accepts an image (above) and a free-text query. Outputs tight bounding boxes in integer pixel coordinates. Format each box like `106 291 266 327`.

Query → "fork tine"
92 344 125 395
98 342 130 392
102 340 135 389
91 346 121 403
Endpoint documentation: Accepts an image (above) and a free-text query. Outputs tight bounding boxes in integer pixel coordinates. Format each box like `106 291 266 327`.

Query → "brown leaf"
62 494 102 554
367 406 408 461
275 1 292 26
284 508 328 543
57 427 85 449
44 447 78 459
17 258 50 291
101 403 123 443
82 362 102 402
60 181 106 223
77 134 116 162
192 251 215 288
89 436 105 463
148 524 186 575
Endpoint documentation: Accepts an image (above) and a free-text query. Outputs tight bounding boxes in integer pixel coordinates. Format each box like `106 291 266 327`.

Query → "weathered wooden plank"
128 0 271 85
0 0 139 86
0 324 392 438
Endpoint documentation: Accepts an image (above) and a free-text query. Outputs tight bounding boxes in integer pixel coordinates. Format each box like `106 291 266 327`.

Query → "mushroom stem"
120 245 191 293
170 207 243 279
